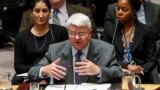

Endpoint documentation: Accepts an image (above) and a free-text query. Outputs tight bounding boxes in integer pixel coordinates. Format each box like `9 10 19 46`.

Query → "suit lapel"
81 39 99 83
66 4 74 16
113 26 124 54
143 1 152 25
57 41 74 83
58 41 72 67
131 23 144 52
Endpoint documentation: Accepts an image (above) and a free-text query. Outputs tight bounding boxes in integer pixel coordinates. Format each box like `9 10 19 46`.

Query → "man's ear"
89 29 92 34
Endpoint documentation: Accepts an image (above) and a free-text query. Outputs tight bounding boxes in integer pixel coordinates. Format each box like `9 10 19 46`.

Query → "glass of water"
0 72 11 90
30 82 39 90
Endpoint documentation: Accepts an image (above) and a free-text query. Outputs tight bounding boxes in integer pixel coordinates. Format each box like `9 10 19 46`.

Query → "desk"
12 84 160 90
12 85 18 90
139 84 160 90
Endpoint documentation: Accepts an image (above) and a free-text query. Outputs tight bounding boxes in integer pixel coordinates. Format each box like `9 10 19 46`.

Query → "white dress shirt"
136 3 146 24
49 1 69 27
72 44 89 84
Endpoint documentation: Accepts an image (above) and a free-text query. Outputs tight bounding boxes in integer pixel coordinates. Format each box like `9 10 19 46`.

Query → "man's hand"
127 64 144 74
42 58 66 80
75 58 100 75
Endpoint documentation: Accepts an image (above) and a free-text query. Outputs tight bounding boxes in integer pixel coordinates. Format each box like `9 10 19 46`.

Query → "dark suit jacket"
19 3 97 38
28 39 122 84
104 1 160 28
102 20 159 83
143 1 160 25
152 18 160 72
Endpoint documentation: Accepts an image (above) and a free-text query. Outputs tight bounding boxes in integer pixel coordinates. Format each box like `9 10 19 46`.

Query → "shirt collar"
50 1 67 15
72 42 90 57
140 2 144 11
58 1 67 15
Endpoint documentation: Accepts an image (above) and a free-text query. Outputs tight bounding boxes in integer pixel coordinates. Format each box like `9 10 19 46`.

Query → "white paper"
45 83 111 90
16 73 28 77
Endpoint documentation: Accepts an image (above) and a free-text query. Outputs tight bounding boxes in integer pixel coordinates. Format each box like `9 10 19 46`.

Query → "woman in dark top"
12 0 68 84
102 0 159 83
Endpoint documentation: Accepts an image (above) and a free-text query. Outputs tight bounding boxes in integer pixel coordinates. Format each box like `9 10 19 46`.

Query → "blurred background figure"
103 0 160 39
12 0 68 84
0 0 25 47
102 0 160 83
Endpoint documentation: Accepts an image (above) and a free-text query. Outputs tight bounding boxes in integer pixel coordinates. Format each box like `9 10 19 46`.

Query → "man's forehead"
69 24 89 28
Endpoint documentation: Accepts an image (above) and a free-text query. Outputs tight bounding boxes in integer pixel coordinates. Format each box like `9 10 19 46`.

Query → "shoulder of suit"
50 24 66 30
135 20 150 30
67 3 90 11
49 40 68 47
91 39 114 48
134 20 151 34
144 1 160 8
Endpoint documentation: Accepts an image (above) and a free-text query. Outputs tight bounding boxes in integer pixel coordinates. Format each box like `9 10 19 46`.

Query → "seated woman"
12 0 68 84
102 0 159 83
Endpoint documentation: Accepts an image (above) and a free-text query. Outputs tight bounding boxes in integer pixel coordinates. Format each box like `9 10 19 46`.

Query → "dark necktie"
75 51 82 84
52 10 60 25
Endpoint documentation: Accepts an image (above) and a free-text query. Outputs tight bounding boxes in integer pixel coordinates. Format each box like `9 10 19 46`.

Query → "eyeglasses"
68 31 89 37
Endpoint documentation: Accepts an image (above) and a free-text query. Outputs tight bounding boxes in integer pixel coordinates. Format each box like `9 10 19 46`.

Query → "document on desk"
45 83 111 90
16 73 28 77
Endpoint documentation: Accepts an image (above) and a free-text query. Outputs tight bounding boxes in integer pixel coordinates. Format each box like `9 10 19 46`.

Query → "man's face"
68 24 92 51
49 0 65 9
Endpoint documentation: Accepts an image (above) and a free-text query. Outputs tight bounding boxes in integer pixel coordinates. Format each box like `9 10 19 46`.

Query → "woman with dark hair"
102 0 159 83
12 0 68 84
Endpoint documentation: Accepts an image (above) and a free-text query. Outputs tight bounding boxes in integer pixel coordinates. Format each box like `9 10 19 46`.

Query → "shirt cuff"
39 67 47 78
96 69 102 78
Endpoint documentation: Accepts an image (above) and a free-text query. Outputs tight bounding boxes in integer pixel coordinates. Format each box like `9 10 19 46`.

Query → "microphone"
111 19 118 44
64 65 71 90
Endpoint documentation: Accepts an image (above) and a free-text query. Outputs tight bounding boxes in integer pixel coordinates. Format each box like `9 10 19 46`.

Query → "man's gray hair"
67 13 91 29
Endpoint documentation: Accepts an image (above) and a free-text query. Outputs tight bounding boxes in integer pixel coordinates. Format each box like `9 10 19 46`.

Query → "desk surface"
12 84 160 90
140 84 160 90
12 85 18 90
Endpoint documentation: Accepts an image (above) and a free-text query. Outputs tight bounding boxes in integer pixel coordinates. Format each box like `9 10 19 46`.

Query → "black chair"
0 0 26 46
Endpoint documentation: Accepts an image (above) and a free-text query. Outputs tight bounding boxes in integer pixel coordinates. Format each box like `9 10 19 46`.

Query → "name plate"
45 83 111 90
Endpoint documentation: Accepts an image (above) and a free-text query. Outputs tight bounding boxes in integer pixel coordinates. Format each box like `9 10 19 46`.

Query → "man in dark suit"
19 0 97 38
28 13 122 84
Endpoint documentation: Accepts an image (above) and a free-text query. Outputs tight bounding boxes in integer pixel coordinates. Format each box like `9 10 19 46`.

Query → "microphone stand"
112 19 118 44
64 65 71 90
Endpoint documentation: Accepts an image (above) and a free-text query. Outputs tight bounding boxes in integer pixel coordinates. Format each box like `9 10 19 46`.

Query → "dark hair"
128 0 142 11
30 0 51 11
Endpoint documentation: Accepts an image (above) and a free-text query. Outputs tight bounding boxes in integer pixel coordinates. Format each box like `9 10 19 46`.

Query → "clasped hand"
127 64 144 74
